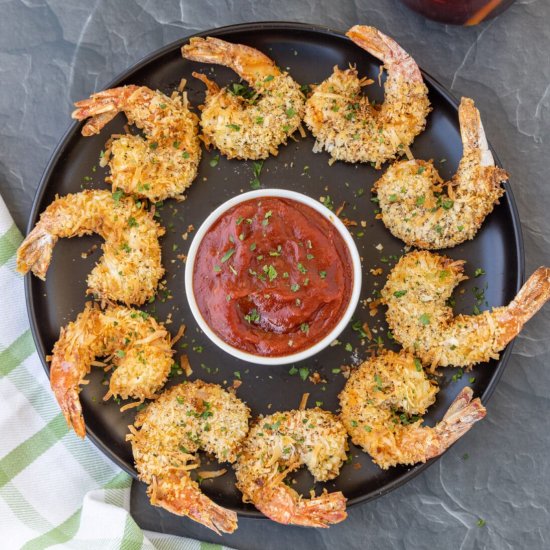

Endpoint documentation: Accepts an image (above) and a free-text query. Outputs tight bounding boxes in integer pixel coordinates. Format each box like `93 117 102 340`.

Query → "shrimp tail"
149 472 237 534
50 358 86 438
346 25 422 81
497 267 550 347
254 483 347 528
16 225 57 279
429 387 486 459
459 97 494 166
182 37 278 81
191 71 221 95
72 85 139 136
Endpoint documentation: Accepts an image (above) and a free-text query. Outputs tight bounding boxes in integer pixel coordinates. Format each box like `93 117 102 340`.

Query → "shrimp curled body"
50 303 174 438
383 251 550 369
375 98 507 249
72 85 201 202
16 190 164 305
339 350 486 469
234 408 348 527
182 37 305 160
304 25 430 168
128 381 250 534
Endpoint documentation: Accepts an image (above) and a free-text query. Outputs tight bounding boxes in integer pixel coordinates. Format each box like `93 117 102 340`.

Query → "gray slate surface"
1 1 549 549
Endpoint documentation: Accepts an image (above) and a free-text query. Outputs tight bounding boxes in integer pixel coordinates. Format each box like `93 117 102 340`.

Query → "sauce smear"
193 197 354 357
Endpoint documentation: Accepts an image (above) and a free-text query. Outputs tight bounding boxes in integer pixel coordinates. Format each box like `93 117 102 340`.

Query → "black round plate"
25 22 524 517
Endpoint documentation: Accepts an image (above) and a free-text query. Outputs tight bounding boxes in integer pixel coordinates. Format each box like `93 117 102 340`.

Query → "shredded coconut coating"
50 303 174 438
234 408 348 527
73 85 201 201
130 380 250 481
182 36 305 160
16 189 164 305
339 351 485 469
305 68 429 168
382 251 550 369
375 98 507 249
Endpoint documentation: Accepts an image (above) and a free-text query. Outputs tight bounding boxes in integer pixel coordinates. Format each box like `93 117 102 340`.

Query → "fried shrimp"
128 380 250 534
72 85 201 202
375 98 507 249
16 190 164 306
304 25 430 168
50 303 174 439
339 350 486 469
383 251 550 369
181 36 305 159
234 408 348 527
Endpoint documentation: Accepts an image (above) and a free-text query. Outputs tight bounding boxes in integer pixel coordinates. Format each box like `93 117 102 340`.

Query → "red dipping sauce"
193 197 354 357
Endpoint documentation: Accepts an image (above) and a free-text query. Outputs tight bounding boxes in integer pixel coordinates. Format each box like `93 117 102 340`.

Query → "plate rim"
24 20 526 517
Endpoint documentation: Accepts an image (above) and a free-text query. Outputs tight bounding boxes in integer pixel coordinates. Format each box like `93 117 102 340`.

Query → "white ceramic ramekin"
184 189 362 365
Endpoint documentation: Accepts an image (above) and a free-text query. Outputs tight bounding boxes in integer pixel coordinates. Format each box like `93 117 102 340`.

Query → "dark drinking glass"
400 0 515 25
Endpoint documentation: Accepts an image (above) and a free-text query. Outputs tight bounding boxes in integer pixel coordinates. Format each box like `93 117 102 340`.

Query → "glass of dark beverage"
400 0 515 25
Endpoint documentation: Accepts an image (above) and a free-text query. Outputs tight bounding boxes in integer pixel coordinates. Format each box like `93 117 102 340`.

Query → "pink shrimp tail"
346 25 422 82
16 225 56 279
149 471 238 534
72 85 140 136
254 483 347 527
427 387 486 460
50 357 86 438
497 267 550 347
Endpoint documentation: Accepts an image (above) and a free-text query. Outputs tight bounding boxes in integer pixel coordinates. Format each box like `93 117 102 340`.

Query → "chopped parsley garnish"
389 194 398 202
220 248 235 263
264 75 274 82
115 350 125 358
300 323 310 334
332 368 341 374
285 107 296 117
419 313 431 325
244 309 260 324
290 283 300 292
255 116 264 124
127 217 138 228
393 290 407 298
417 166 425 175
416 195 425 206
121 243 132 253
234 371 241 380
251 161 263 189
306 253 314 260
441 198 454 210
149 141 158 150
320 195 334 211
209 154 219 167
112 189 125 202
267 265 278 282
414 358 422 372
226 123 241 131
213 265 221 273
249 243 257 251
297 263 307 274
319 271 327 279
298 367 309 381
289 366 298 375
474 268 486 277
477 519 486 527
374 374 383 390
351 320 368 338
345 343 353 352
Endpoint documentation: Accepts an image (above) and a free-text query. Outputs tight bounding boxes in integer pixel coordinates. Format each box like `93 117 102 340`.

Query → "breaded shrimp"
304 25 430 168
182 36 305 159
128 380 250 534
375 98 507 249
16 189 164 306
339 350 486 469
234 409 348 527
382 251 550 369
72 85 201 202
50 303 174 438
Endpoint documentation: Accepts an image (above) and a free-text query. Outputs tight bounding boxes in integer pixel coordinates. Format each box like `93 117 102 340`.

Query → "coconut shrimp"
72 85 201 202
339 350 486 469
234 409 348 527
181 36 305 159
50 303 174 439
128 380 250 534
304 25 430 168
383 251 550 369
16 189 164 305
375 98 507 249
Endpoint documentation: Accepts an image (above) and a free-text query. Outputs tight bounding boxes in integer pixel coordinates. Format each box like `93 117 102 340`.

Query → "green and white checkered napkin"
0 193 232 550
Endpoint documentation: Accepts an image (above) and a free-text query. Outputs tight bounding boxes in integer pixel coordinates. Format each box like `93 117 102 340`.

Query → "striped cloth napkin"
0 192 231 550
